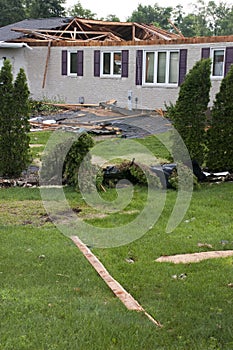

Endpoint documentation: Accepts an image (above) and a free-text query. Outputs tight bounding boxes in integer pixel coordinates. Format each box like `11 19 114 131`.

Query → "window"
144 50 179 85
61 50 83 76
68 51 77 75
212 49 225 77
101 51 122 76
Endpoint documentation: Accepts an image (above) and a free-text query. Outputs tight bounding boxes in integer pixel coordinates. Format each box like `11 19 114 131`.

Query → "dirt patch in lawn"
156 250 233 264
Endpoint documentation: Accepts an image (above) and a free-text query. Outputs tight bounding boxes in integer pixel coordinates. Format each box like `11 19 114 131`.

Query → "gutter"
0 41 32 50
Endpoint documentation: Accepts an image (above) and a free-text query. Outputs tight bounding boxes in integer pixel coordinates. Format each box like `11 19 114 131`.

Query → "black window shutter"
224 47 233 76
61 50 67 75
201 47 210 59
121 50 129 77
178 49 187 86
77 50 83 76
94 50 100 77
136 50 143 85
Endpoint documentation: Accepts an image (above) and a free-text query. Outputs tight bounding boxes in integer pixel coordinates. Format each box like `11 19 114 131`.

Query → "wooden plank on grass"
71 235 162 327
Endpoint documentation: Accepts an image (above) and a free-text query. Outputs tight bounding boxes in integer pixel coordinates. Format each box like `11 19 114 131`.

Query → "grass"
0 131 233 349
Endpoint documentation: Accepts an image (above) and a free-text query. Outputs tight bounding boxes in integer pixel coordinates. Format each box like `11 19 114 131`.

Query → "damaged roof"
0 17 182 43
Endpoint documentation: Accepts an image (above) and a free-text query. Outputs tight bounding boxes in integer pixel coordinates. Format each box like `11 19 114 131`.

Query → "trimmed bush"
206 65 233 172
0 60 31 177
167 58 211 165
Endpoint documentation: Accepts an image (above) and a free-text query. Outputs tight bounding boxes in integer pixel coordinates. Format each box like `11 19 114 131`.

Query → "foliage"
104 14 120 22
40 132 94 186
206 65 233 172
25 0 66 18
103 160 162 189
174 0 233 37
0 0 66 25
127 3 173 30
1 0 233 37
0 60 31 178
67 1 96 19
29 97 64 116
166 58 211 165
0 0 25 26
168 162 200 190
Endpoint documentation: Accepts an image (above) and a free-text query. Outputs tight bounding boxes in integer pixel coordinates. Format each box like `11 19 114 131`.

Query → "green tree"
167 59 211 164
0 60 31 177
206 65 233 172
0 0 25 26
127 3 173 30
67 1 96 19
104 14 120 22
27 0 66 18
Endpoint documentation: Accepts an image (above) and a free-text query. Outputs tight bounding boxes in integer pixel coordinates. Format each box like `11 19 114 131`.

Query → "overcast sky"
65 0 231 21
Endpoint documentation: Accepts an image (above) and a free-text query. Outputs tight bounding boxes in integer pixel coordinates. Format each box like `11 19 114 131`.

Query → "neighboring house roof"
0 17 182 44
0 17 70 42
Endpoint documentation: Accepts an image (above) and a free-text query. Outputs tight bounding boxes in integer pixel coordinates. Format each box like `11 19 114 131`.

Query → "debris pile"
0 166 39 188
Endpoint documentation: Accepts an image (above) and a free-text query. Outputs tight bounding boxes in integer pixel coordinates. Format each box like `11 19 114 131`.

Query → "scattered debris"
125 258 135 264
203 170 232 182
171 273 187 280
220 240 230 245
156 250 233 264
184 217 196 223
0 165 39 188
38 254 46 259
197 242 213 249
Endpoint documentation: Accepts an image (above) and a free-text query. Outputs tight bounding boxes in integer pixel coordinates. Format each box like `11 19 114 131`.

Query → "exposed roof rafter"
9 17 182 44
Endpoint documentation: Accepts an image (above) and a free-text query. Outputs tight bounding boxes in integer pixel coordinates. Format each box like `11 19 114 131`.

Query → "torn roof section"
0 17 182 44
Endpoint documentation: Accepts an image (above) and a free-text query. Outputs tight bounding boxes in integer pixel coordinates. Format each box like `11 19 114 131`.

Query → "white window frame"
67 51 77 76
143 50 179 87
211 48 225 79
100 51 122 77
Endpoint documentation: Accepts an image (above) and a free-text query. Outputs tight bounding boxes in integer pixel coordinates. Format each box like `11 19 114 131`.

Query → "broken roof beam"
57 17 78 38
76 17 127 27
134 22 173 40
71 18 89 40
86 34 111 41
12 28 61 41
167 18 184 37
106 32 123 41
132 23 136 41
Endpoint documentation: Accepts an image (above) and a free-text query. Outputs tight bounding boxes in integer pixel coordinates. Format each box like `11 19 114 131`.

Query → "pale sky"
65 0 233 21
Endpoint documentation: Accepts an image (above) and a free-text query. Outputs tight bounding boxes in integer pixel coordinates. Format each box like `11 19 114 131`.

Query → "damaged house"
0 17 233 110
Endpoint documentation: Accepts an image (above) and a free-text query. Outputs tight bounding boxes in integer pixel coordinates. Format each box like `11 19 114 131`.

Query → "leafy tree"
127 3 173 30
0 0 25 26
104 14 120 22
26 0 66 18
167 59 211 165
0 60 31 177
206 65 233 172
67 1 96 19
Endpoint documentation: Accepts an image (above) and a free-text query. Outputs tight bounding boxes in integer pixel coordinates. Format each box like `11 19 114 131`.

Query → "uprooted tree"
206 64 233 172
166 58 211 165
0 59 31 177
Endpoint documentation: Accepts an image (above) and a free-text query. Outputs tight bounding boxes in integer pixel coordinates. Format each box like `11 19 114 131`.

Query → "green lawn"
0 132 232 349
0 183 233 349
